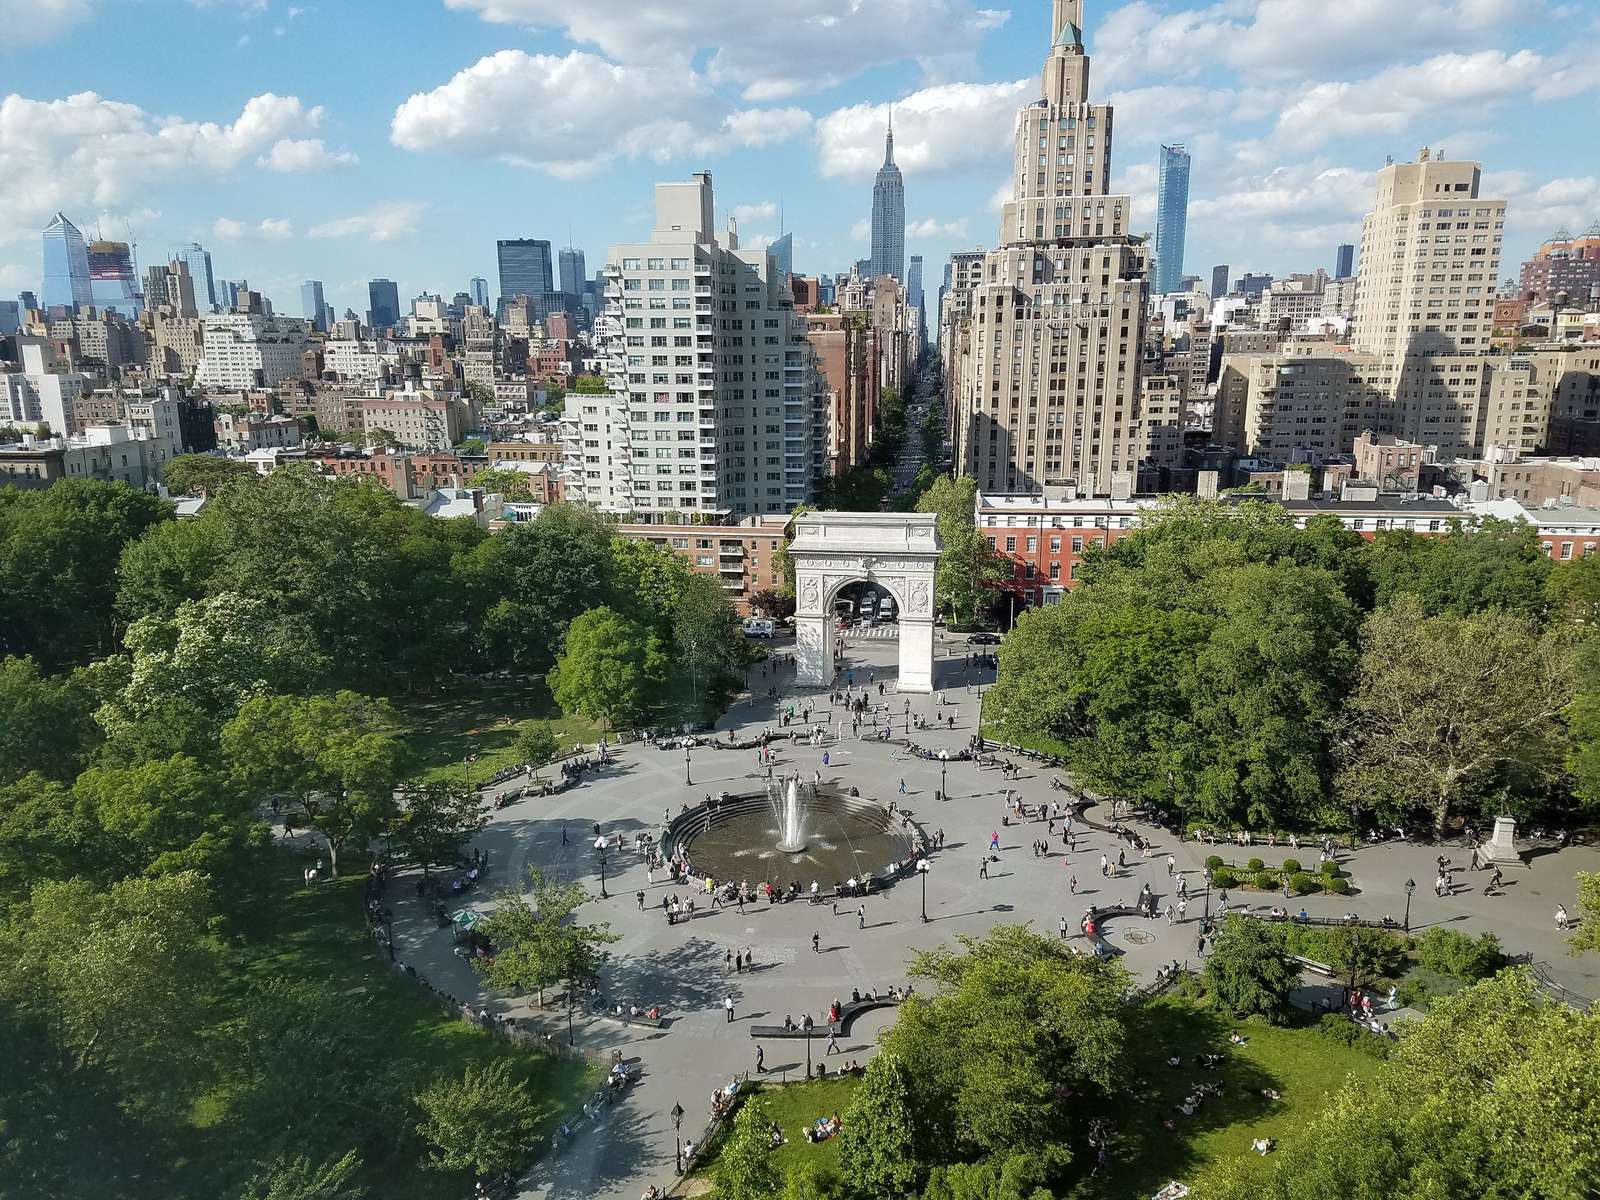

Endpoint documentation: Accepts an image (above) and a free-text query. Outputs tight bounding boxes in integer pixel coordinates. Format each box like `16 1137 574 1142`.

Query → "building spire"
884 106 895 167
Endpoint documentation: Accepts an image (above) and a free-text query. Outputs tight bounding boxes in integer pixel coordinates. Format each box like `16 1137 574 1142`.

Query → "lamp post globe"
671 1102 685 1173
917 858 930 922
1403 877 1415 931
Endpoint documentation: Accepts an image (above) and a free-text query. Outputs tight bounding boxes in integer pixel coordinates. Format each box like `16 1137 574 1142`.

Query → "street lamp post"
598 847 609 899
671 1102 685 1174
940 762 947 802
684 746 691 786
1403 878 1415 932
917 858 930 922
803 1014 814 1078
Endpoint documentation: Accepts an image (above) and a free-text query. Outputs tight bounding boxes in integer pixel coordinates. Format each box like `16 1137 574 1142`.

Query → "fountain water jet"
768 774 809 853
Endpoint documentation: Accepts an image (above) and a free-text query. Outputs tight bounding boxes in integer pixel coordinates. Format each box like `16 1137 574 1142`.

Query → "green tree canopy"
917 475 1009 626
547 606 665 731
1367 517 1552 618
716 1096 783 1200
237 1151 366 1200
72 753 258 879
391 782 485 877
512 723 560 776
0 656 102 785
673 572 745 710
1204 915 1300 1023
1338 595 1575 835
472 867 618 1016
414 1060 544 1180
466 467 536 501
838 1051 921 1197
162 453 256 497
221 691 408 877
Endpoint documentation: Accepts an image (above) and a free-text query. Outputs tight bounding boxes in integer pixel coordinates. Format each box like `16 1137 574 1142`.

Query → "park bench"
748 997 898 1039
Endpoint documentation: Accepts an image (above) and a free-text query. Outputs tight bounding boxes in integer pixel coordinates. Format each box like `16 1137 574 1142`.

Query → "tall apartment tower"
870 119 906 282
469 276 489 308
573 171 816 518
949 0 1148 495
497 239 554 311
1334 242 1355 279
1210 264 1230 298
40 213 92 311
1351 147 1505 454
1152 144 1191 295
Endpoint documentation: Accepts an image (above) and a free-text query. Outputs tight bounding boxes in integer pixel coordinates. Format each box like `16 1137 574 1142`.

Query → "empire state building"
870 118 905 281
949 0 1150 496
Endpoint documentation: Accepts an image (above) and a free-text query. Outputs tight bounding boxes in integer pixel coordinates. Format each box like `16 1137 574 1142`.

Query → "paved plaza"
385 631 1600 1200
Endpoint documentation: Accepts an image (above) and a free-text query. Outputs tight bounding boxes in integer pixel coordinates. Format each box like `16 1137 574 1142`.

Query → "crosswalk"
839 624 900 640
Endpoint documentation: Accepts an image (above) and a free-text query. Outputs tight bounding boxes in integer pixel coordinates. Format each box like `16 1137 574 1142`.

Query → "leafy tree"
1204 916 1299 1023
115 514 229 625
0 773 103 891
467 467 536 501
222 691 408 877
772 505 809 602
238 1151 366 1200
365 427 397 450
455 435 488 456
1569 871 1600 957
0 656 101 785
458 502 616 672
1338 596 1575 836
1367 518 1552 618
0 870 215 1075
1415 928 1503 980
572 375 609 394
513 723 560 778
748 588 795 619
0 479 172 668
1203 970 1600 1200
838 1052 921 1197
921 1147 1068 1200
608 535 696 629
414 1060 543 1180
72 753 258 879
162 453 256 497
715 1096 783 1200
472 868 617 1013
917 476 1008 625
547 607 665 731
887 925 1128 1170
673 572 744 710
1547 550 1600 625
391 782 486 878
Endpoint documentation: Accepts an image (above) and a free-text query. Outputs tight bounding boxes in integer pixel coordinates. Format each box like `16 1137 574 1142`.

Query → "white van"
743 617 776 638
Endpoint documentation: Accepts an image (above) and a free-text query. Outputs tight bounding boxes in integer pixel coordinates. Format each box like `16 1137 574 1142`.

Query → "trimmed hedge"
1205 855 1225 871
1247 857 1265 871
1253 871 1279 890
1290 872 1321 895
1281 858 1302 874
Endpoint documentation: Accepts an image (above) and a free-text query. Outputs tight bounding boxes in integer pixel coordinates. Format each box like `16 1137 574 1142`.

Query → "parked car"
743 617 776 638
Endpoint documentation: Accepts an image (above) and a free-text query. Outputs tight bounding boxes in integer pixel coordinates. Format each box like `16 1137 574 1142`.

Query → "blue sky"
2 0 1595 319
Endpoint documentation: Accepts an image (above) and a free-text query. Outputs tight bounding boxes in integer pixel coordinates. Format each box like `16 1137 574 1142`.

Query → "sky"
1 0 1596 320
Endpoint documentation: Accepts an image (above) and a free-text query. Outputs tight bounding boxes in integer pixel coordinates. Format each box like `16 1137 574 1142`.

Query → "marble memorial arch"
789 511 942 693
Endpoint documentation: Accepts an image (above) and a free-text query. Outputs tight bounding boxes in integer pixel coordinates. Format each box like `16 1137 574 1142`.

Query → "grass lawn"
395 676 605 787
691 1076 861 1191
1069 995 1383 1198
190 846 599 1199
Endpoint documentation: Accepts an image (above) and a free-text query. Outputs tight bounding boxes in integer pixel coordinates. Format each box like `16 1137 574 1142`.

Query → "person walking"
812 931 821 953
756 1044 765 1073
1177 898 1187 923
724 995 735 1023
979 858 989 880
990 831 1001 851
1059 915 1068 939
826 1030 840 1055
1165 903 1175 924
725 949 733 973
1166 854 1176 876
1069 874 1077 894
857 904 866 930
637 890 646 910
1100 853 1109 878
1556 905 1570 930
898 779 906 795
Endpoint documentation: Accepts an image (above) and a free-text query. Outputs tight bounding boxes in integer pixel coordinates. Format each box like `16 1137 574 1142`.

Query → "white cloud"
1483 170 1600 251
391 50 810 177
1094 0 1534 89
816 79 1029 179
732 201 779 224
0 91 348 247
211 216 294 240
907 217 970 238
258 137 358 171
0 261 31 289
1274 48 1599 146
0 0 92 45
309 201 427 242
441 0 1011 100
850 218 871 241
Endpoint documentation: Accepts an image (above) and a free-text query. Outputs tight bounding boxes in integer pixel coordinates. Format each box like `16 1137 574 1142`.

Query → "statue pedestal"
1482 815 1519 863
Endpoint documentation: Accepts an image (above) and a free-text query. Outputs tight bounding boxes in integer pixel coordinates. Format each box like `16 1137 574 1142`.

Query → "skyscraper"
367 279 400 329
558 248 587 297
174 243 216 311
770 233 794 280
949 0 1149 495
300 280 326 331
869 118 905 281
1211 264 1230 298
496 239 554 309
906 255 924 313
86 240 140 315
469 276 489 309
40 213 92 310
1153 143 1191 295
1334 242 1355 279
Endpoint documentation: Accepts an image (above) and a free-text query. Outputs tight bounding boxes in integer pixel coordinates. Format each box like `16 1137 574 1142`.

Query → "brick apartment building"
615 514 789 612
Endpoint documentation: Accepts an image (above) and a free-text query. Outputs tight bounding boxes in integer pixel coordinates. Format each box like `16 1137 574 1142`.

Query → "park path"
378 633 1600 1200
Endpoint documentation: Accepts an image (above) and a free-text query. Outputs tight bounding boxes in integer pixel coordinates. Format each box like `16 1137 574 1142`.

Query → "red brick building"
615 514 789 613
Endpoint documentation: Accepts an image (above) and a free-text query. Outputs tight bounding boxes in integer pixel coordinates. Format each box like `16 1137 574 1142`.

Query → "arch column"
787 512 942 694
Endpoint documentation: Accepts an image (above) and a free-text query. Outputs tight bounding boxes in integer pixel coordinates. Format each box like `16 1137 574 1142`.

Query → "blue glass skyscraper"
367 279 400 328
301 280 326 330
769 233 793 280
469 276 489 308
496 239 553 309
1152 143 1191 295
41 213 92 310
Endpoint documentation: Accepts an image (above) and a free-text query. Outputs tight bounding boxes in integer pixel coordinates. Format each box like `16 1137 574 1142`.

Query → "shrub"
1247 857 1265 871
1416 928 1503 981
1212 867 1238 889
1205 855 1224 871
1253 871 1279 891
1397 976 1432 1008
1316 1013 1391 1059
1326 876 1351 895
1320 858 1340 875
1281 858 1302 874
1290 872 1322 895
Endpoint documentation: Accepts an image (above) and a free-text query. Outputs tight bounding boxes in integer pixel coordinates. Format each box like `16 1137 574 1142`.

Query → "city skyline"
2 0 1596 317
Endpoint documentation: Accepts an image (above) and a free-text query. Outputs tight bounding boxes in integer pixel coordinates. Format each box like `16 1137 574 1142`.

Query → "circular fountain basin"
677 786 914 888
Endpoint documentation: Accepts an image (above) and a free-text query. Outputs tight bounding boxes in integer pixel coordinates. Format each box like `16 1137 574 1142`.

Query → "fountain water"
767 774 809 853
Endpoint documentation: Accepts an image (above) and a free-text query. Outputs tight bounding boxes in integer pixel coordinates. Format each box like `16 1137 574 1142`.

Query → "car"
742 618 775 638
969 632 1000 645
